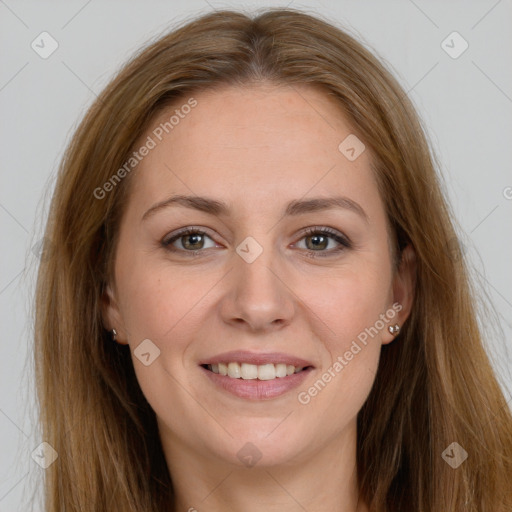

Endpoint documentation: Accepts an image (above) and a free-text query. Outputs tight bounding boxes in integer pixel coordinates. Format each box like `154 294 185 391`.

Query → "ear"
382 244 416 345
100 283 128 345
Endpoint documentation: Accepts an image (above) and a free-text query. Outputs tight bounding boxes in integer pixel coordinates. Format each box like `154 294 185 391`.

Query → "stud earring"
388 324 400 335
111 328 118 341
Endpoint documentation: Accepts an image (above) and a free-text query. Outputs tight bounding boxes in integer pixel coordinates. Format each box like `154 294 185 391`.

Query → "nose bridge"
222 233 295 330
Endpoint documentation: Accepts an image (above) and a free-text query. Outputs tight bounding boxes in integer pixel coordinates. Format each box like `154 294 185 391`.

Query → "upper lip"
199 350 314 368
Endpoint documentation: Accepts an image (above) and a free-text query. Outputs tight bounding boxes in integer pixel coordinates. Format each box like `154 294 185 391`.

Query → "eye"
162 226 352 258
294 227 352 257
162 227 217 253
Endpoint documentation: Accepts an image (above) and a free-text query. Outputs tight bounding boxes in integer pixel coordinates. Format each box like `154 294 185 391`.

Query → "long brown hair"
33 7 512 511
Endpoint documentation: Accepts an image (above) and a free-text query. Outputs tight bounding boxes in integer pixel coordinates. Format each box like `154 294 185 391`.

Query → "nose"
219 240 296 333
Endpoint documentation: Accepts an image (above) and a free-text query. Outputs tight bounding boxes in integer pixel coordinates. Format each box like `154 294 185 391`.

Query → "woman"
34 7 512 511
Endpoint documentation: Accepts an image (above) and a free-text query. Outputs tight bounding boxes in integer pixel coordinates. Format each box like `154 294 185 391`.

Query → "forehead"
125 83 382 220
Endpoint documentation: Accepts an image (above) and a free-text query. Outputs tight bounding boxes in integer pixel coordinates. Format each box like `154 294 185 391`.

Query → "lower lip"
200 366 313 400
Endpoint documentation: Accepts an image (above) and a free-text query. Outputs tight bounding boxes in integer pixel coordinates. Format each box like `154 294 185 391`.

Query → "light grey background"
1 0 511 510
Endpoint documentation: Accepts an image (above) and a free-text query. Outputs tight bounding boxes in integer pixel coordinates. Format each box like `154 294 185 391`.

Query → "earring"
111 328 118 341
388 324 400 335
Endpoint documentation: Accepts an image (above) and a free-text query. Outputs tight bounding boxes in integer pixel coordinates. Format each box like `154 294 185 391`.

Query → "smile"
203 362 308 380
199 351 315 400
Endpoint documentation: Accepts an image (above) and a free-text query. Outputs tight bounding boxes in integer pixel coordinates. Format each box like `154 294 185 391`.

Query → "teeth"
227 362 241 378
207 362 307 380
258 363 276 380
275 363 287 378
241 363 258 380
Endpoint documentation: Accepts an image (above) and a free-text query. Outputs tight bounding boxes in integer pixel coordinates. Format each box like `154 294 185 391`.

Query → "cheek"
295 278 387 428
116 251 211 345
295 343 380 443
307 257 392 344
294 259 391 407
116 262 212 416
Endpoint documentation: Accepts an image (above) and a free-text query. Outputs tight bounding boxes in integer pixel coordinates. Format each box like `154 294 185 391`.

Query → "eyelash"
161 226 352 259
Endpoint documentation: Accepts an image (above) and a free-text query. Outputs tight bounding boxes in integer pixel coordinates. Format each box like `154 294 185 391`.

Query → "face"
102 83 414 469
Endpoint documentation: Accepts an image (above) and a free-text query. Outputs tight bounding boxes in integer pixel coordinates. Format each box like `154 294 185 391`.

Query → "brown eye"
162 228 216 252
295 227 352 258
304 233 330 250
181 232 205 250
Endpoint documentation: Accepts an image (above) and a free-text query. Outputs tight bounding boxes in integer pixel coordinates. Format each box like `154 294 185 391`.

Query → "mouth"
199 351 315 400
201 362 312 380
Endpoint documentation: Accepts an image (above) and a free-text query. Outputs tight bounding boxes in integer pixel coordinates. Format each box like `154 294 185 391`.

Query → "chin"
214 422 312 468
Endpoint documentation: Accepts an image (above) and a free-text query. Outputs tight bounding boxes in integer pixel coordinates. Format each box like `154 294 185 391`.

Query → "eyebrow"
141 194 369 223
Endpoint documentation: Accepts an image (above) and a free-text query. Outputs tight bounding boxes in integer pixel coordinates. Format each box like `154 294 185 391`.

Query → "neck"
160 419 368 512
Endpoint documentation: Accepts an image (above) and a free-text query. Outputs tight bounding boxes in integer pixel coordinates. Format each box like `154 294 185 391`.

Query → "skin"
102 83 415 512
